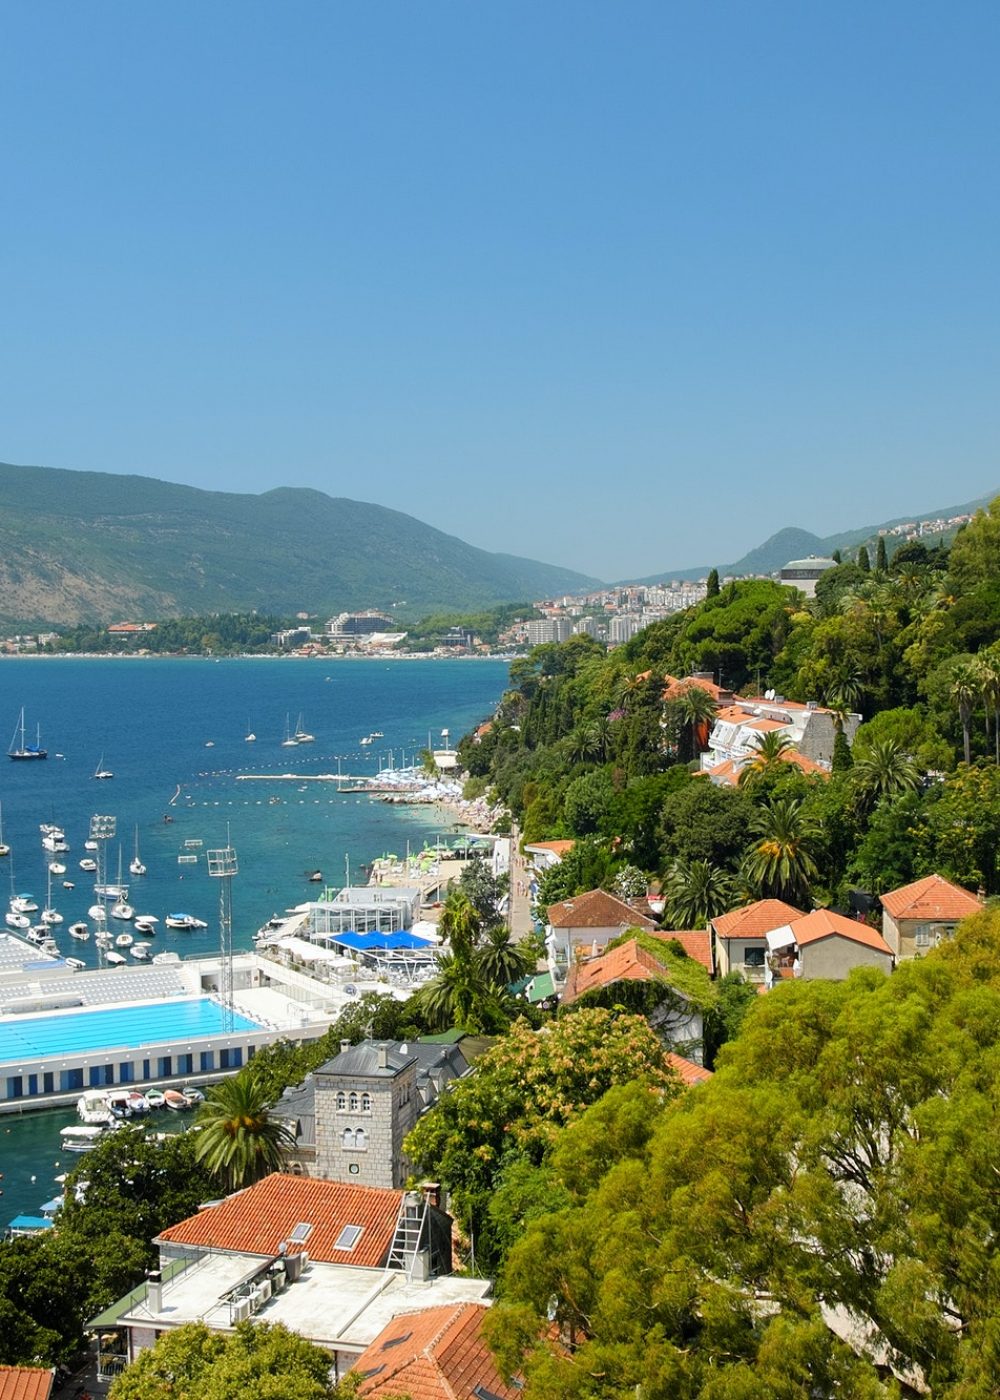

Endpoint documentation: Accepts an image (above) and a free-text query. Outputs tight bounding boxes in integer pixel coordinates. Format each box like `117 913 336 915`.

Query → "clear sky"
2 3 998 582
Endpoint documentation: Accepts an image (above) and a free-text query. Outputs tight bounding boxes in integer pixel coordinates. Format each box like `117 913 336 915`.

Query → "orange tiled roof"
157 1174 404 1267
355 1303 519 1400
787 908 892 954
547 888 656 931
666 1053 713 1086
663 673 728 701
0 1369 52 1400
526 839 576 856
654 929 713 972
880 873 983 922
712 899 804 939
563 938 671 1004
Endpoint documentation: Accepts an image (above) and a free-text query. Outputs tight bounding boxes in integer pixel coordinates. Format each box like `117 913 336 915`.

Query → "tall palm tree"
851 737 920 814
973 650 1000 765
194 1072 296 1192
661 857 733 929
674 684 718 762
744 796 820 906
950 661 980 766
438 887 482 960
738 731 795 788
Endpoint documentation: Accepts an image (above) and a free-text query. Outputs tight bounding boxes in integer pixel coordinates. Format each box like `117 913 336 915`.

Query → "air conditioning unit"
258 1279 272 1303
232 1298 251 1323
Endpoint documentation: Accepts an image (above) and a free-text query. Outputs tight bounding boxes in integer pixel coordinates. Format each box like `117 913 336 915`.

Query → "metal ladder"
386 1191 429 1279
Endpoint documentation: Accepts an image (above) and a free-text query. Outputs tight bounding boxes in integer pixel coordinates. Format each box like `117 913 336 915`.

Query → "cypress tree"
857 545 871 572
832 728 854 772
831 549 842 564
875 536 888 572
706 568 720 598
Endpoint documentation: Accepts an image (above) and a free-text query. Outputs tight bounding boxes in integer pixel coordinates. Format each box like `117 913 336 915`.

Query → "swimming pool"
0 999 262 1064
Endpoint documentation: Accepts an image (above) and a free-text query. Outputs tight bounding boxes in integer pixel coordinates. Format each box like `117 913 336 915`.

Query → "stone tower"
312 1040 420 1188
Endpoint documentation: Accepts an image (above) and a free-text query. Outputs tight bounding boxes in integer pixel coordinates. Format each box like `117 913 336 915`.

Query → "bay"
0 655 507 1222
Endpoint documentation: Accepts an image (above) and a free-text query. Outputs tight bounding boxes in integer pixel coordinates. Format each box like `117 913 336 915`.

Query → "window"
361 1092 372 1112
355 1127 367 1150
336 1091 346 1111
342 1128 368 1151
142 1059 151 1081
744 947 766 968
289 1222 313 1242
342 1128 354 1148
333 1224 363 1251
349 1092 358 1111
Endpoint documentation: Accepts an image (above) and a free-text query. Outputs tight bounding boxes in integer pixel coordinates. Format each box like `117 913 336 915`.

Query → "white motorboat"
105 950 126 965
61 1125 106 1152
94 932 112 948
48 861 67 875
12 893 38 914
145 1089 166 1108
79 858 97 872
115 932 134 948
77 1091 112 1124
151 950 181 965
84 839 98 852
133 917 158 936
42 833 69 853
130 943 150 960
69 922 90 940
26 926 47 944
165 912 206 930
5 911 30 930
181 1085 205 1105
111 901 135 921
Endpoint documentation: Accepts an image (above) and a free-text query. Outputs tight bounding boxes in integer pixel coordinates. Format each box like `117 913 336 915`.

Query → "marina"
0 655 507 1222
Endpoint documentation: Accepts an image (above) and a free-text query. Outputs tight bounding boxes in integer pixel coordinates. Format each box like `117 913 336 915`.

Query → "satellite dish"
344 984 357 997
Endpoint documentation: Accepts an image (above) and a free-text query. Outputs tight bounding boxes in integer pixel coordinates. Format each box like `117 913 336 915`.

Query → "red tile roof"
157 1174 404 1267
526 839 576 857
787 908 892 955
547 888 656 930
654 929 713 972
666 1053 713 1086
0 1369 53 1400
663 674 729 701
879 873 983 922
562 938 669 1004
355 1303 519 1400
712 899 804 940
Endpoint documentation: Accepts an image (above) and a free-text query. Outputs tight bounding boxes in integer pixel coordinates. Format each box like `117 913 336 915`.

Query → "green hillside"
0 462 600 626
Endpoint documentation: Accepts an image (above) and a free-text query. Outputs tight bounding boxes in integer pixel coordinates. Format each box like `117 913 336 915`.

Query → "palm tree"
950 661 980 766
851 737 920 814
438 887 482 960
661 857 733 929
194 1072 296 1191
674 684 718 762
411 950 502 1033
476 925 536 989
738 731 795 788
744 796 820 905
973 650 1000 764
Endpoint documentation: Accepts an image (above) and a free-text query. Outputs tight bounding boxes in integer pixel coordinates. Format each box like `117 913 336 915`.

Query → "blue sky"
2 3 998 582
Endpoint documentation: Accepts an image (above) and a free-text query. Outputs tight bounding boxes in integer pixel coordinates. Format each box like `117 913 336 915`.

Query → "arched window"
355 1128 367 1150
342 1128 354 1148
349 1092 358 1111
336 1091 346 1111
361 1092 372 1113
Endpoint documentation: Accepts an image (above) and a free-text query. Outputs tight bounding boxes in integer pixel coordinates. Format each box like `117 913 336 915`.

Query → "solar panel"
333 1224 363 1250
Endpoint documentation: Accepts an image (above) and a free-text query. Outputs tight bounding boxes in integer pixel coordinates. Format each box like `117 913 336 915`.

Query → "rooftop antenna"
207 828 238 1032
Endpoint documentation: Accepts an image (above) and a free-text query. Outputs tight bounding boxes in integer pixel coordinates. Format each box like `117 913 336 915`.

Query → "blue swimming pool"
0 999 261 1064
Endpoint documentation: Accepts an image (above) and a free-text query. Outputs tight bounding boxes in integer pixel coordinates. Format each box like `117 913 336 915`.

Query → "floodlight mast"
207 843 238 1031
89 814 116 948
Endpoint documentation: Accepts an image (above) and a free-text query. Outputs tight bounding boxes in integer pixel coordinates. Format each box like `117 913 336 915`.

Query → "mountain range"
0 462 600 627
622 489 999 586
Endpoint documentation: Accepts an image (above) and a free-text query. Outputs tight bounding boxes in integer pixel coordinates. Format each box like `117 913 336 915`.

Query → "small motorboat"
127 1092 150 1114
134 917 158 936
181 1085 205 1105
88 903 106 920
60 1125 106 1153
48 861 66 875
130 942 151 960
69 922 90 940
152 950 181 965
84 839 98 852
105 950 126 965
165 913 206 930
163 1090 188 1111
41 907 63 926
111 901 135 921
145 1089 166 1109
5 911 30 930
65 956 86 971
115 932 134 948
62 880 75 889
12 894 38 914
79 858 97 872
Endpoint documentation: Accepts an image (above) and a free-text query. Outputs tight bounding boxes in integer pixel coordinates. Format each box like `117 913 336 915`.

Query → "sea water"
0 655 507 1220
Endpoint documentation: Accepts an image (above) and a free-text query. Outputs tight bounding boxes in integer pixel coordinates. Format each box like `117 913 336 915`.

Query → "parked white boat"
8 707 47 761
79 858 97 872
111 901 135 921
65 956 86 971
115 932 134 948
130 943 151 960
42 833 69 853
105 950 126 965
165 912 206 929
294 713 315 743
69 922 90 940
93 753 114 780
151 950 181 965
129 825 146 877
12 894 38 914
48 861 67 875
145 1089 166 1108
5 911 29 930
77 1091 112 1125
61 1126 105 1151
84 839 98 852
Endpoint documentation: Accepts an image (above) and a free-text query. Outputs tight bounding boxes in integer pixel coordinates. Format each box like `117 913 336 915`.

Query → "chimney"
377 1044 389 1070
340 1039 350 1055
422 1181 441 1210
146 1270 162 1313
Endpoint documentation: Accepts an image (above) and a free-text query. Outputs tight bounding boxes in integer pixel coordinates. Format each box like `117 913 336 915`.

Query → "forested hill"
0 461 600 626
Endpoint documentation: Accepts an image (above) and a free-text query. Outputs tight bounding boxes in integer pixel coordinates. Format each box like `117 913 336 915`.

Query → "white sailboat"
93 753 114 780
245 717 256 743
8 707 47 761
281 714 299 747
129 825 146 877
294 713 315 743
41 864 63 925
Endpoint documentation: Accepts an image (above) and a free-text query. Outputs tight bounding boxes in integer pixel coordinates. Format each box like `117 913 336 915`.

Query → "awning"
766 926 797 952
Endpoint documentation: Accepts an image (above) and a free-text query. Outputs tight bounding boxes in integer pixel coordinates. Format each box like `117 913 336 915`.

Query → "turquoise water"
0 656 507 1221
0 998 260 1061
0 657 507 966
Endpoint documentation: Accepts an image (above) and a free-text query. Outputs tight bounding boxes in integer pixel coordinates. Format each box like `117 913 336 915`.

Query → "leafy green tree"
194 1073 296 1191
561 767 614 836
458 854 507 927
108 1321 344 1400
658 779 755 873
